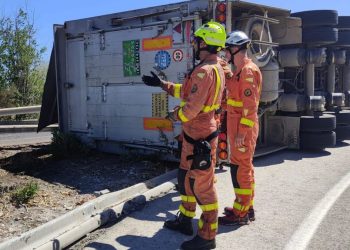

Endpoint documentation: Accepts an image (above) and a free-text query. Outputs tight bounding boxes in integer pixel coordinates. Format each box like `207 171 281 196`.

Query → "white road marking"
285 171 350 250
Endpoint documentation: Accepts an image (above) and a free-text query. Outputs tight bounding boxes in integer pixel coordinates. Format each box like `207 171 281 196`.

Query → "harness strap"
183 131 218 145
184 131 218 161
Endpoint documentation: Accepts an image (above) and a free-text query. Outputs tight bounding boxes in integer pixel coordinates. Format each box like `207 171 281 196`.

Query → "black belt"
183 130 218 145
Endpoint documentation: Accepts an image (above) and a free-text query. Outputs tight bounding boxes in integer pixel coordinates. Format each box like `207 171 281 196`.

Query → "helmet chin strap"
228 46 245 65
195 39 218 60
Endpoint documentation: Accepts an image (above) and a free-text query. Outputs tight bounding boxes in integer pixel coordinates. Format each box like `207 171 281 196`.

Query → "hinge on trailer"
100 32 105 50
101 83 108 102
103 121 108 140
64 82 74 89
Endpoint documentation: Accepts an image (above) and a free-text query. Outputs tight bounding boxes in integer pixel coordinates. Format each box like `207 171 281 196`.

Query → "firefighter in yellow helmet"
142 21 226 250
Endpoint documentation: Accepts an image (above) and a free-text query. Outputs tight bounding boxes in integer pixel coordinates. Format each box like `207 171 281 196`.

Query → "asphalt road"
75 141 350 250
0 132 52 147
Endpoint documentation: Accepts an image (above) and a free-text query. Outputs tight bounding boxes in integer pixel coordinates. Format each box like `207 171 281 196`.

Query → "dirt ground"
0 142 177 244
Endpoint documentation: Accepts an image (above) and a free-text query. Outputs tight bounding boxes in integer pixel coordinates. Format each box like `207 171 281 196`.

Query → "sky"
1 0 349 62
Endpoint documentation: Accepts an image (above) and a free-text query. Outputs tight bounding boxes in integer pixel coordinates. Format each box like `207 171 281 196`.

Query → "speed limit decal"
172 49 184 62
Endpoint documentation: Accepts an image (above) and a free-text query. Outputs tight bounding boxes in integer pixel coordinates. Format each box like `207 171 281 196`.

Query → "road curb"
0 169 177 250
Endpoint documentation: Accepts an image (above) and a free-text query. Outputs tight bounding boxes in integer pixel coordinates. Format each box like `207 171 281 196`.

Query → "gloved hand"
166 110 177 122
142 71 163 87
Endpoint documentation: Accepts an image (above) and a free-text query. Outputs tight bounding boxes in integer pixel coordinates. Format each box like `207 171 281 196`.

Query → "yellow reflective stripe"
211 221 218 230
178 108 189 122
179 67 221 114
250 200 254 206
240 117 254 127
238 147 246 153
212 66 221 108
227 99 243 107
198 219 204 229
199 202 218 212
174 84 182 98
233 202 249 212
202 104 220 112
245 77 254 83
234 188 252 195
198 219 218 230
200 66 221 113
179 204 196 218
181 195 196 203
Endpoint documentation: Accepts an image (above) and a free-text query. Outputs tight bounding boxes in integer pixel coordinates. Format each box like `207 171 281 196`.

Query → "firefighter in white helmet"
219 30 262 226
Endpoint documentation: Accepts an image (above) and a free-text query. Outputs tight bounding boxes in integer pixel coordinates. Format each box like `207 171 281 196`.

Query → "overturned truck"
38 0 350 162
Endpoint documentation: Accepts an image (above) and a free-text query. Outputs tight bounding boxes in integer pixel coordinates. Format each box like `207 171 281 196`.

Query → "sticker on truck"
142 36 173 51
154 51 171 70
122 40 140 77
143 118 173 131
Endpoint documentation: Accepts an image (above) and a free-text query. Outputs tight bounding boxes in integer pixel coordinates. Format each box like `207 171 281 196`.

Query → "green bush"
50 129 90 158
11 182 39 206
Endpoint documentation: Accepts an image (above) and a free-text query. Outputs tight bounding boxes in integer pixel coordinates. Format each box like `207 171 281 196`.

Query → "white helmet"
225 30 251 47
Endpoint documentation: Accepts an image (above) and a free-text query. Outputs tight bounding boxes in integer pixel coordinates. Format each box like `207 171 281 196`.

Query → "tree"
0 8 46 108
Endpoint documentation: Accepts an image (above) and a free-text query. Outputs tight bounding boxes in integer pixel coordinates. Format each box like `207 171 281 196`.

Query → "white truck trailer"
38 0 350 162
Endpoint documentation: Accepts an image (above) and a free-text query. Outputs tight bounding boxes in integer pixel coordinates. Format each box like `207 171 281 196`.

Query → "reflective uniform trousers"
227 112 258 217
177 134 218 240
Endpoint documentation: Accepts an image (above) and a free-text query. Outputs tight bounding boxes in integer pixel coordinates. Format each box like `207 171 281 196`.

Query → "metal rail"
0 105 41 117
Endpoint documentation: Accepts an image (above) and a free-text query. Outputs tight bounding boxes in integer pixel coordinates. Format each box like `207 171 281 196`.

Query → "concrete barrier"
0 169 177 250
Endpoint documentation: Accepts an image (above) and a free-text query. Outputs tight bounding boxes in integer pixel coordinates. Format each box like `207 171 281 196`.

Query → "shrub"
50 129 90 158
11 182 38 206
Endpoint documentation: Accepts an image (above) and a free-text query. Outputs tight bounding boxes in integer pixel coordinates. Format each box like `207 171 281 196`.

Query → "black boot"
181 235 216 250
248 207 255 221
164 212 193 235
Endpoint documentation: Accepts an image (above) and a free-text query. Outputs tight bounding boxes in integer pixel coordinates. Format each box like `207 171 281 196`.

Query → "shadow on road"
254 148 332 168
83 191 190 250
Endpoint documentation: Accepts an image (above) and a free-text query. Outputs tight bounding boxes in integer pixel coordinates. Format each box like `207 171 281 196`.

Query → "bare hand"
235 133 246 148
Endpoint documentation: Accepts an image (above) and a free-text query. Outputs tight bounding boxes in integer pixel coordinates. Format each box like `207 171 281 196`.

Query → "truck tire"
335 30 350 46
335 124 350 141
324 110 350 125
238 17 273 67
300 131 336 149
291 10 338 27
337 16 350 30
300 114 336 132
302 27 338 45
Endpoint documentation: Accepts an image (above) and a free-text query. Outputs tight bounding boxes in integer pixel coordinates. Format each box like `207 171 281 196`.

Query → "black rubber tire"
300 114 336 132
238 17 273 67
324 110 350 125
292 10 338 27
300 131 336 149
335 124 350 141
302 27 338 45
335 30 350 46
337 16 350 30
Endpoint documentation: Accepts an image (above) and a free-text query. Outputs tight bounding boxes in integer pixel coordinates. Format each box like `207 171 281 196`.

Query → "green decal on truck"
123 40 140 77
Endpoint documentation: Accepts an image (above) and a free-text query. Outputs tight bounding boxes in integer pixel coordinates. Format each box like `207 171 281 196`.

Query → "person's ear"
199 40 206 49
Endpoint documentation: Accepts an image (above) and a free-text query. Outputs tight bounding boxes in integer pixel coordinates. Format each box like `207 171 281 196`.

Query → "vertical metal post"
305 64 315 97
343 64 350 92
327 64 336 94
226 0 232 33
194 12 202 31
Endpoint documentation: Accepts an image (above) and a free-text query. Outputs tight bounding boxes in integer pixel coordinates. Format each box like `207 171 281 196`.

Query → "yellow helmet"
194 21 226 49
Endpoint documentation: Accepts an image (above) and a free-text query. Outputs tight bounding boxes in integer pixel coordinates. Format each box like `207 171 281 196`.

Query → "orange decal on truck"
142 36 173 51
143 118 173 131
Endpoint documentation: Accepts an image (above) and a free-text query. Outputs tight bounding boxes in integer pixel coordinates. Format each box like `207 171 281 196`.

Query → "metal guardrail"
0 105 41 116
